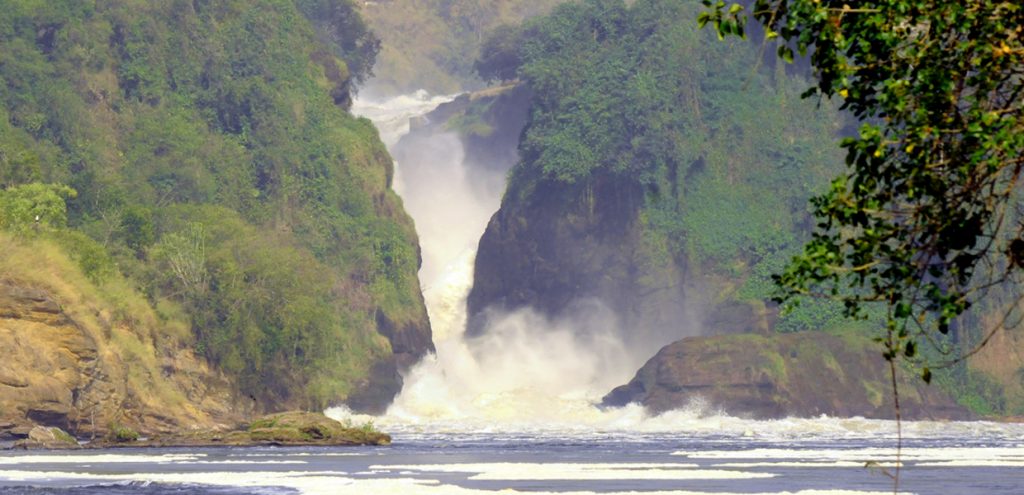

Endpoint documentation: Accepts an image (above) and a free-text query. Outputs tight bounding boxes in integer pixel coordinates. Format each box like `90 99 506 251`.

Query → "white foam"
189 460 307 465
0 453 205 464
0 469 903 495
713 462 900 468
672 446 1024 468
913 460 1024 467
373 462 777 480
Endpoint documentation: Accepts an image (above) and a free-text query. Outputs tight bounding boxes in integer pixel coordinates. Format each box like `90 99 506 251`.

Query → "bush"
107 423 139 443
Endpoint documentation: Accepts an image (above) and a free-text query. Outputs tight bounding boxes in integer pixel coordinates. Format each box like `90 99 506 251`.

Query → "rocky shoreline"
7 412 390 450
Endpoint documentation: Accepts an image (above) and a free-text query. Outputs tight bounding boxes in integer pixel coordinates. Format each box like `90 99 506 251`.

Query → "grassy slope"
0 232 236 432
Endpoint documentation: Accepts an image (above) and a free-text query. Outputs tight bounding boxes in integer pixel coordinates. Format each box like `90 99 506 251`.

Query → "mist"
344 89 699 428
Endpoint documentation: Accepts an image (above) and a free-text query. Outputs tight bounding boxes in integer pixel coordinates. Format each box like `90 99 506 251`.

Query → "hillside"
460 0 1024 418
0 0 431 417
466 0 849 356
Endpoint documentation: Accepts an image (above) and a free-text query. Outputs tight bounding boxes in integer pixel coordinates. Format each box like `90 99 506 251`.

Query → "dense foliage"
702 0 1024 383
482 0 853 332
295 0 381 88
0 0 424 408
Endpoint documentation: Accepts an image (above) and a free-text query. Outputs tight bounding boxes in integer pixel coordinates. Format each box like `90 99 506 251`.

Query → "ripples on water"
0 422 1022 495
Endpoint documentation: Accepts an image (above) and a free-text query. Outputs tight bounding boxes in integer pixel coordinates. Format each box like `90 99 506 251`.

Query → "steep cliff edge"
602 332 969 420
0 237 241 440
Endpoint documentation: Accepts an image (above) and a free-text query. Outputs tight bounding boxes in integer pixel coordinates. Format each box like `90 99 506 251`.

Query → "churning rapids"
1 92 1022 495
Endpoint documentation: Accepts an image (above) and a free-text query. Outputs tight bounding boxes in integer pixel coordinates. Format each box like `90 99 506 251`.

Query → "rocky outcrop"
466 175 693 356
89 411 390 448
602 332 970 420
11 426 79 450
0 281 242 441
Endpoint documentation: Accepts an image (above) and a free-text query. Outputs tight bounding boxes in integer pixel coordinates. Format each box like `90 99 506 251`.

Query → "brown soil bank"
603 332 971 420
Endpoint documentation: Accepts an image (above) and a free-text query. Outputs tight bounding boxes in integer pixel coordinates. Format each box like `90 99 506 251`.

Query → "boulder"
603 331 971 420
12 426 79 450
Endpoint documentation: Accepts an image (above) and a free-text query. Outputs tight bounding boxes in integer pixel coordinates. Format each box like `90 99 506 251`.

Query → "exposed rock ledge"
88 412 390 448
7 412 389 450
603 332 971 420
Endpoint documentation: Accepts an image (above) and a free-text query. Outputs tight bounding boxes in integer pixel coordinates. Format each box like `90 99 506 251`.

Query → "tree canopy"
701 0 1024 380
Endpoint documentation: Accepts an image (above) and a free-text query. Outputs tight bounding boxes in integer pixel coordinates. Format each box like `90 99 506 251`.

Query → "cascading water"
330 90 681 433
329 91 1024 442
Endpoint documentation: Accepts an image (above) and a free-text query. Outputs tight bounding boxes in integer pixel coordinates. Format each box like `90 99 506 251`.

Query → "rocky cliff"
0 239 242 441
453 0 1024 420
602 332 970 420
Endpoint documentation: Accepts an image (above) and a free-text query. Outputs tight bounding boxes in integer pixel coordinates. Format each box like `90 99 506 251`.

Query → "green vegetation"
482 0 851 332
107 423 140 443
703 0 1024 382
361 0 566 94
933 365 1010 417
0 182 75 234
0 0 425 409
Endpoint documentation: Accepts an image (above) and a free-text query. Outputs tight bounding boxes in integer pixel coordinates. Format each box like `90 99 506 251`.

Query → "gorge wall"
0 0 431 429
455 0 1018 419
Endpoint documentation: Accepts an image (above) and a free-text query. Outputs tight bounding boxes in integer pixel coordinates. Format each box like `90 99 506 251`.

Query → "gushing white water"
338 90 1024 443
341 90 650 431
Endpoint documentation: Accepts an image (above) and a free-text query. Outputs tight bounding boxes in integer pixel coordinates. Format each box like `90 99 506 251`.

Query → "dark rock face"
602 332 971 420
466 171 715 360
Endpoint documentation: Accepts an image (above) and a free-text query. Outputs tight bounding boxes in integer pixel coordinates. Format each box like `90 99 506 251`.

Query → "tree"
120 205 155 257
293 0 382 87
701 0 1024 381
0 183 76 235
474 24 523 83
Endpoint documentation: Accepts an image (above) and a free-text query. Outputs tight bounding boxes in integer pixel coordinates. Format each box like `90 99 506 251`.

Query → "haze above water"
336 91 1024 442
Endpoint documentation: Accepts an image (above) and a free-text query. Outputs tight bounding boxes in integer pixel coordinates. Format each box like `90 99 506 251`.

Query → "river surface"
0 424 1022 494
4 92 1023 494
